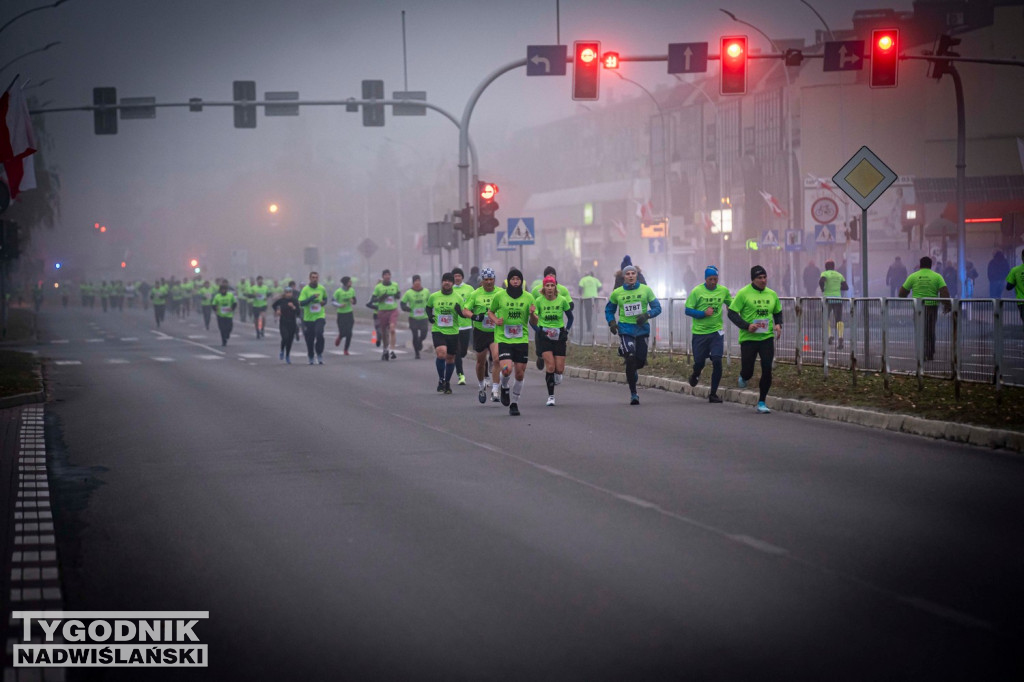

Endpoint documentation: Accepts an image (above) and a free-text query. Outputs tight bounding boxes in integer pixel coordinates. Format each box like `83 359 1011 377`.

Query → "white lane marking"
150 329 226 356
327 350 361 356
105 359 130 365
50 340 69 344
195 355 223 360
364 399 996 634
187 335 207 340
151 357 175 362
85 338 105 343
53 361 81 366
237 353 270 359
120 337 139 342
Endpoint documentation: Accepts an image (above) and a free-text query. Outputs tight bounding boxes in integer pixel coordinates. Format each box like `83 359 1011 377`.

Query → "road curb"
565 365 1024 455
0 365 45 409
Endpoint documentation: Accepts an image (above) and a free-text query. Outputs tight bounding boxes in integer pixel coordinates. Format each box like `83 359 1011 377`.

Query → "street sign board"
427 222 456 251
667 42 709 74
810 196 840 225
507 218 535 245
823 41 865 71
392 90 426 116
265 91 299 116
761 229 780 248
832 146 898 211
496 230 516 252
648 237 666 254
815 224 837 244
526 45 568 76
357 237 378 259
640 218 668 238
785 230 803 251
119 97 156 120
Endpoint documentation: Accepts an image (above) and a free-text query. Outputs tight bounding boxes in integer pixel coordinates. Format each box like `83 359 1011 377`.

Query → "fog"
5 0 914 287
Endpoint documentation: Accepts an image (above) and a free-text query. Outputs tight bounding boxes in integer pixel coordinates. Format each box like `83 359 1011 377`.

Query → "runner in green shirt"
488 268 536 416
150 279 169 328
298 271 329 365
531 275 574 406
400 275 430 359
899 256 951 362
1006 248 1024 323
727 265 783 413
578 271 603 333
451 267 476 385
459 267 504 403
605 265 661 405
210 282 237 347
371 269 401 361
530 266 573 370
684 266 732 403
819 259 849 349
199 280 215 330
249 275 270 339
426 272 465 394
332 276 357 354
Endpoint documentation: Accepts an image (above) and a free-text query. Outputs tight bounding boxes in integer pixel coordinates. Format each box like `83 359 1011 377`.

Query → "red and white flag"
758 189 786 218
611 219 627 239
807 173 843 199
634 199 654 221
0 82 38 199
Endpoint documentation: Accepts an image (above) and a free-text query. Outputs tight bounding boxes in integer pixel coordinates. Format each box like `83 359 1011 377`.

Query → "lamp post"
0 41 61 77
609 69 674 296
720 9 796 296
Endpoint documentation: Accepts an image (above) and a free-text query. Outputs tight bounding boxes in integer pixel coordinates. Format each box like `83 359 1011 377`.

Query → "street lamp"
0 0 72 37
0 41 61 76
720 8 796 295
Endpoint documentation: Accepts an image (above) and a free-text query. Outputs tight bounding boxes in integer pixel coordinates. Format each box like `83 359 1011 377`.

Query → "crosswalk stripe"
54 360 81 366
195 355 223 360
105 359 130 364
237 353 270 359
151 357 175 362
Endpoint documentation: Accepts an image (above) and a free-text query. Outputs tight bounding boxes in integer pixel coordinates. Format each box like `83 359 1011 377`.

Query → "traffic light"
573 41 601 101
870 29 899 88
477 182 500 235
93 87 117 135
928 34 961 81
233 80 257 128
602 52 620 69
720 36 747 95
362 80 385 127
121 261 127 269
453 206 473 238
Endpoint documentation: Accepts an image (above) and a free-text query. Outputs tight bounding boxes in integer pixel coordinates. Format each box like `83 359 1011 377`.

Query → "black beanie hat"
750 265 767 280
507 268 524 282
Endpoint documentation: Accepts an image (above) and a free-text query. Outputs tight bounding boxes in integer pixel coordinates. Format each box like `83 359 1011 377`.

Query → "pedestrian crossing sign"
496 229 516 252
507 218 535 245
761 229 780 248
815 224 837 244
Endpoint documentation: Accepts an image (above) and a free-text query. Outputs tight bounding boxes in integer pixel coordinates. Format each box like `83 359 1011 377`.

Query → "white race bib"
751 318 771 333
481 317 495 329
310 303 322 313
623 301 644 317
413 307 425 317
385 295 395 306
438 313 454 327
543 327 560 340
504 324 523 339
256 293 266 300
219 305 231 314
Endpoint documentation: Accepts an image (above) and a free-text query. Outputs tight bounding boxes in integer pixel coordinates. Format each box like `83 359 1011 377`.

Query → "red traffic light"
720 35 747 95
870 28 899 88
190 258 199 267
573 40 601 101
120 261 127 269
480 183 498 200
602 52 620 69
100 225 107 233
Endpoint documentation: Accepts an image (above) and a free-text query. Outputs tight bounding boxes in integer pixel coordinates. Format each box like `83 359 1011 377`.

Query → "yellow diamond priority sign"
832 146 897 211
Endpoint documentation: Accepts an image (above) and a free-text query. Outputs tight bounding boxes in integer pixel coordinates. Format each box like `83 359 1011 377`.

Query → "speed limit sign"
811 197 839 224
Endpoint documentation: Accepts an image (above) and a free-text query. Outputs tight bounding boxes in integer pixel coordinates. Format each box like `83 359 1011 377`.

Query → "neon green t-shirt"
211 292 236 318
333 287 356 314
401 288 430 320
452 282 475 329
685 283 733 335
426 290 462 335
534 294 571 335
372 282 400 311
609 284 657 325
249 284 269 309
579 275 602 298
299 284 328 321
199 285 215 305
488 290 535 345
730 284 782 342
902 269 946 306
1006 264 1024 299
464 285 504 332
819 270 846 297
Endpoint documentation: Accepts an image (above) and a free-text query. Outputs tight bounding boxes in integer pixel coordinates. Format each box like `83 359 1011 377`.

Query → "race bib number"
413 307 425 317
438 314 454 327
256 293 266 300
310 303 322 313
219 305 231 314
623 301 644 317
504 324 523 339
385 295 395 306
481 316 495 329
751 318 771 333
543 327 560 340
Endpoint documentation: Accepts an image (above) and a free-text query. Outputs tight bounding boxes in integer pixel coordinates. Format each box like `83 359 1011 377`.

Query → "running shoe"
316 354 324 365
509 403 520 416
491 389 500 403
285 355 291 364
343 350 349 356
546 396 556 406
279 351 284 361
478 388 487 404
437 381 445 393
756 401 771 414
708 394 723 403
335 335 342 347
390 350 397 359
414 351 420 359
688 373 699 387
500 386 511 406
630 393 640 405
457 373 466 386
738 376 747 388
308 357 315 365
443 382 453 395
382 351 389 361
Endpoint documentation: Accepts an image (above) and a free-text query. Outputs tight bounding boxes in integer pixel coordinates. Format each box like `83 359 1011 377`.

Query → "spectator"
899 256 951 362
987 250 1010 299
577 271 603 333
941 260 958 297
802 260 819 297
964 261 978 298
886 256 908 298
613 255 647 289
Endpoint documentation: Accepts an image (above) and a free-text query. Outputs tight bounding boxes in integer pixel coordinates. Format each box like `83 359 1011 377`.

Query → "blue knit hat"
705 266 719 278
621 255 632 270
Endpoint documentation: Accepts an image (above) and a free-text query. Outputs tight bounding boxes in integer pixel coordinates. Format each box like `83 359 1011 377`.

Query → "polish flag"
759 190 786 218
634 199 654 221
0 82 37 199
807 173 843 199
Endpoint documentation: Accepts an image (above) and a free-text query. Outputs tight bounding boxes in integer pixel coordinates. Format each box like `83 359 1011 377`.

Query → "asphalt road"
27 304 1024 680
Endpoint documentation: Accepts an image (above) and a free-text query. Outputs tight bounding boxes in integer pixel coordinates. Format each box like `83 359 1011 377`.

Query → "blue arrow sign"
823 41 864 72
648 237 666 254
507 217 535 245
668 42 709 74
526 45 568 76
